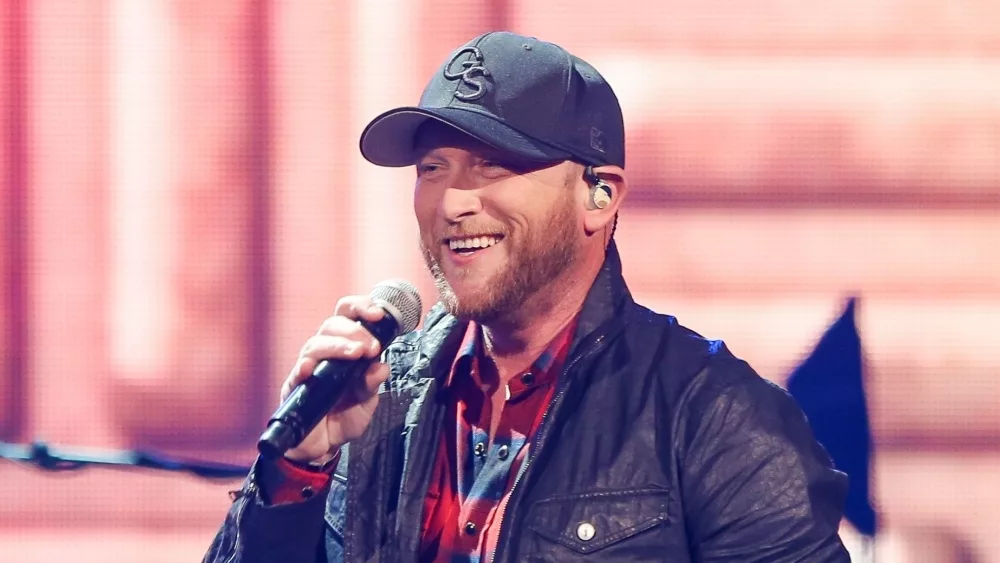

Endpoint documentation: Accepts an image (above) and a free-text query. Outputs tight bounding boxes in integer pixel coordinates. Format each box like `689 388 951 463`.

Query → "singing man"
204 31 851 563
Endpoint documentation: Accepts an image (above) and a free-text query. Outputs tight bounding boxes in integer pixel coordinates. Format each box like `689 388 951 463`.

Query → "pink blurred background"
1 0 999 561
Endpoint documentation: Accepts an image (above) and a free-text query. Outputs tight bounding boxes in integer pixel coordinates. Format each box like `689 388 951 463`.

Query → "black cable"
0 440 251 479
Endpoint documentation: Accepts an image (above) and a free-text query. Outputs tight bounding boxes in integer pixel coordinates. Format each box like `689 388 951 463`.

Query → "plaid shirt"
419 320 576 563
268 320 576 563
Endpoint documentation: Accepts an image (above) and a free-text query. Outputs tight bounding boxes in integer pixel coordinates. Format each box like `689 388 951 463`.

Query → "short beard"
420 198 579 325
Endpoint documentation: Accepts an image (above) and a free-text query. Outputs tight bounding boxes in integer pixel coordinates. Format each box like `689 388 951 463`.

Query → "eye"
479 159 515 178
416 161 444 177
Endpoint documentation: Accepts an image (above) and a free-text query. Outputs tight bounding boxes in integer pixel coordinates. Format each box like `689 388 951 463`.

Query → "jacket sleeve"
202 457 331 563
678 356 852 562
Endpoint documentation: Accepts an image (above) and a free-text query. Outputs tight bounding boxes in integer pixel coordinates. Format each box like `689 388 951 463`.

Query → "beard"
419 195 579 324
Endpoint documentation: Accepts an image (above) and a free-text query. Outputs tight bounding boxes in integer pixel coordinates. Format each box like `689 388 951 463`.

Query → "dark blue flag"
786 297 876 536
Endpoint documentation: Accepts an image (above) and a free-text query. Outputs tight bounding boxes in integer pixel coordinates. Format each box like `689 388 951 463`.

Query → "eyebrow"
414 145 512 162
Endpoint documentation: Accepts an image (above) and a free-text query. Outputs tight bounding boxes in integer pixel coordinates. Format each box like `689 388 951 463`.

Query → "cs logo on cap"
443 47 490 101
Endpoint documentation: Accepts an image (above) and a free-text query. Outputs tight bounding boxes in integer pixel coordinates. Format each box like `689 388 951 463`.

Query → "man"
204 31 850 562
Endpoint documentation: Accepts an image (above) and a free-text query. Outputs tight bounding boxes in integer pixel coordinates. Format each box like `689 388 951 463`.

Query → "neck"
480 249 604 381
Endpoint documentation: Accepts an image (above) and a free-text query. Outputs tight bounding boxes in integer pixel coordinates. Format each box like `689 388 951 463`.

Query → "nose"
439 184 483 224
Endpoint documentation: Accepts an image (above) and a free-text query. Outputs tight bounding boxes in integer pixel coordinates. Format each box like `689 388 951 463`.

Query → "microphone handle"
257 314 399 460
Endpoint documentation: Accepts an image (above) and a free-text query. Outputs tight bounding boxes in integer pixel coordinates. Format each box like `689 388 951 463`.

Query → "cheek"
413 186 436 229
521 194 577 232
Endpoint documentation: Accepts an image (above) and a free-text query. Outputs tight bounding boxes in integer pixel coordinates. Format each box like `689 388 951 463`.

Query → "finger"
355 390 380 417
362 362 390 396
299 334 373 364
315 317 384 360
343 363 389 406
283 335 375 402
316 315 378 341
332 295 386 324
280 356 317 401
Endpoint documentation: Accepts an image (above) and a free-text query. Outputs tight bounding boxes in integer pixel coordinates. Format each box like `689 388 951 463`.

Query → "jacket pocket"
324 475 348 540
524 488 673 555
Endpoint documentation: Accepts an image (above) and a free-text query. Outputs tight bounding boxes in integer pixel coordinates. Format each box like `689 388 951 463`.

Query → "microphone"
257 279 423 460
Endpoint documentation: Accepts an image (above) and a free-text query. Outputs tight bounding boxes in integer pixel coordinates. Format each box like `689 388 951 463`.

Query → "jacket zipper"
491 331 614 562
225 478 257 563
397 379 446 561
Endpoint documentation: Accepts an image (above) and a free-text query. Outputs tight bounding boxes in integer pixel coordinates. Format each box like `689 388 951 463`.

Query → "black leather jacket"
204 243 850 562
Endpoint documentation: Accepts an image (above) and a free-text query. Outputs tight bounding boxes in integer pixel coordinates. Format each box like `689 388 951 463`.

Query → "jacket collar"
570 240 633 353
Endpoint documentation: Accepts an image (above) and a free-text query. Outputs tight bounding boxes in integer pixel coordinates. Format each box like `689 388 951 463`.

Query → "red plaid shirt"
420 321 575 562
269 320 576 563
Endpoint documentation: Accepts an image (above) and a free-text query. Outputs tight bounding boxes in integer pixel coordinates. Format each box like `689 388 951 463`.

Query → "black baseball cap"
359 31 625 169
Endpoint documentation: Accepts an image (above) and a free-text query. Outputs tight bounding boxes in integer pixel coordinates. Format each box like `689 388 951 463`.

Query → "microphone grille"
370 279 423 335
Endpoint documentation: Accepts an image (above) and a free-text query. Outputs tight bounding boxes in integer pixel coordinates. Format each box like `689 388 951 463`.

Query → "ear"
582 165 627 236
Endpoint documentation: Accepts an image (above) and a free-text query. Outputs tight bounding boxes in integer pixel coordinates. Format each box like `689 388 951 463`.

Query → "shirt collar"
444 318 578 400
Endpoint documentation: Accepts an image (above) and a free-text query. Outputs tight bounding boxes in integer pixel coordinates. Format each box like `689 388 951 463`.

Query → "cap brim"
359 106 573 167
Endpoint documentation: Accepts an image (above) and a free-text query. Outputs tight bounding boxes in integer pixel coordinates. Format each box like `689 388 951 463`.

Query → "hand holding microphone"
257 280 422 464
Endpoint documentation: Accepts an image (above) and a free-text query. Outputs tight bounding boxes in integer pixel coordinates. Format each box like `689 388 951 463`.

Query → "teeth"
449 235 500 251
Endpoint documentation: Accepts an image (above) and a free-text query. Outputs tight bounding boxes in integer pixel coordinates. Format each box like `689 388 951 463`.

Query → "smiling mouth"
445 234 505 256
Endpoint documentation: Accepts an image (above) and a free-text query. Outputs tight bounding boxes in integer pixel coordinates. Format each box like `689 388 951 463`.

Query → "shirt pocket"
523 488 676 558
